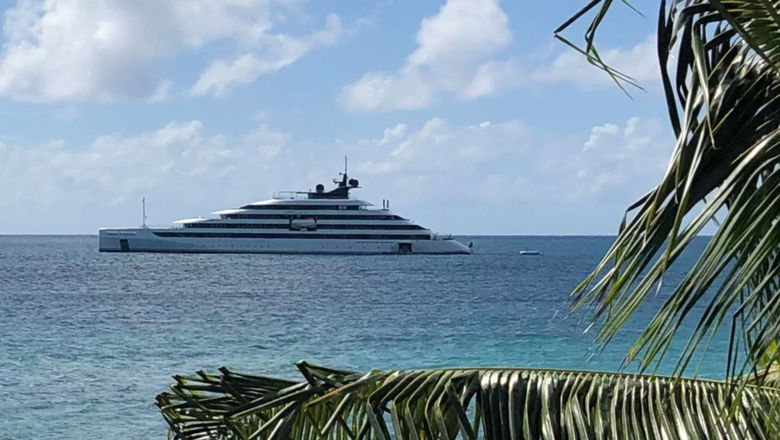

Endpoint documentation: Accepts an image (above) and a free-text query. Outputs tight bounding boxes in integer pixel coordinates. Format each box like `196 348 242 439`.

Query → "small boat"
518 250 540 256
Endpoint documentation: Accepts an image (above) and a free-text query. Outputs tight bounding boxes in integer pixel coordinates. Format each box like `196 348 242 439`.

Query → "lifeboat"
290 218 317 231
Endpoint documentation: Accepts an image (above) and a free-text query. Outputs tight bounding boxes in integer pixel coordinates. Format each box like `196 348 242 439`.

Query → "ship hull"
98 228 472 255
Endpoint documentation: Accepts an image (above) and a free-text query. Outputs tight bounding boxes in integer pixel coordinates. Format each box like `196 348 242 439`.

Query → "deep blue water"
0 235 728 439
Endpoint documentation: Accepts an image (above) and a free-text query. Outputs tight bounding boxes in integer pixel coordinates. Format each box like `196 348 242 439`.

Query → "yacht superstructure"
98 167 472 255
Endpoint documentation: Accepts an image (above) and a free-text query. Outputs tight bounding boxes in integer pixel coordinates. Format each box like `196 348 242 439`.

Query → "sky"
0 0 677 235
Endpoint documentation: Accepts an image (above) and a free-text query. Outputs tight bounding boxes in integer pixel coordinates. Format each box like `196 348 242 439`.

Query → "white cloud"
341 0 513 112
0 120 288 210
584 123 620 150
340 0 659 112
191 14 343 97
577 116 671 195
408 0 510 66
462 59 522 99
340 71 435 112
0 115 673 234
376 123 408 146
0 0 340 101
353 115 672 205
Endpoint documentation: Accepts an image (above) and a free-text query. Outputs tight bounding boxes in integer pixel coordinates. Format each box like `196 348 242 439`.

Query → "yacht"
98 167 472 255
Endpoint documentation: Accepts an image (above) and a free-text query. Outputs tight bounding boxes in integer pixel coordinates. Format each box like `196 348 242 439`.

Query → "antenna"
344 155 348 176
142 197 147 228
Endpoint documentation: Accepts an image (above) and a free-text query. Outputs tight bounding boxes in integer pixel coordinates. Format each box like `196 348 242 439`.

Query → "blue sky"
0 0 676 234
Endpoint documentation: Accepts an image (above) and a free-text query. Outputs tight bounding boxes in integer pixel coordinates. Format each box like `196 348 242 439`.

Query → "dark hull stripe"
153 232 432 240
223 214 404 220
239 205 362 210
100 249 468 255
184 223 425 230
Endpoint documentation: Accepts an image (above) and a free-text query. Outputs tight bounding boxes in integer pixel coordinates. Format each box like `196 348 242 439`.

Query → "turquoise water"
0 235 726 439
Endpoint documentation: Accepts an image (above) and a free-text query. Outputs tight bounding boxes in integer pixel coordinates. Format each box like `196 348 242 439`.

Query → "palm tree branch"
561 0 780 390
156 362 780 439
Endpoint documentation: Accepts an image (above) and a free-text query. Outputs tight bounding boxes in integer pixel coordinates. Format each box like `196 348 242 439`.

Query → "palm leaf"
558 0 780 389
156 362 780 440
708 0 780 74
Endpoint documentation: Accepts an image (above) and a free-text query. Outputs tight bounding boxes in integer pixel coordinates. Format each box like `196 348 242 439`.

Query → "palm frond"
553 1 645 92
709 0 780 73
156 362 780 440
560 0 780 387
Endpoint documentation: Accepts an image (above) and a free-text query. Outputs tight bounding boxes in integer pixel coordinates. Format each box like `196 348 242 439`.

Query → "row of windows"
239 204 361 210
155 232 431 240
223 214 405 221
184 223 426 230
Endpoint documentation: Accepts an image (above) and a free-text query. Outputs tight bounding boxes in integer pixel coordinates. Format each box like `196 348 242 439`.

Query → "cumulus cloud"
340 0 659 112
0 0 341 101
577 116 671 195
351 115 672 208
0 115 673 234
341 0 514 112
0 120 289 215
191 14 343 97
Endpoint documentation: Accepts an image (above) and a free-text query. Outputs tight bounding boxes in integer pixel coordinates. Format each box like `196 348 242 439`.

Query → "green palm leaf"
557 0 780 386
709 0 780 74
156 362 780 440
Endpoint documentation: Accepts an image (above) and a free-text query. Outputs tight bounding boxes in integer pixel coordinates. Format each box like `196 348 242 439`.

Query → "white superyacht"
99 167 472 255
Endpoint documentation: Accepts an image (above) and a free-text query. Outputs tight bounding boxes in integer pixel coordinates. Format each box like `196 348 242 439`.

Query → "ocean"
0 235 727 439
